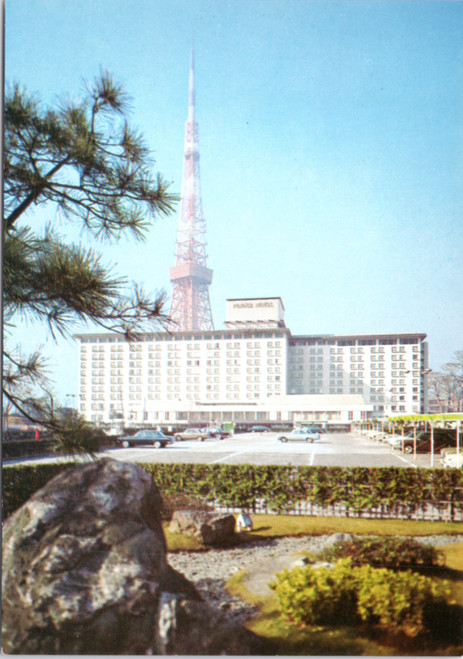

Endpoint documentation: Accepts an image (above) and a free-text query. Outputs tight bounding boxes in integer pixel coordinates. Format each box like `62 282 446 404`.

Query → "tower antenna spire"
169 53 214 331
188 46 195 118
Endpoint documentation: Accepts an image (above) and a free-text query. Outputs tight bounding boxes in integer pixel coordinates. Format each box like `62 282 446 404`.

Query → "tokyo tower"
169 51 214 331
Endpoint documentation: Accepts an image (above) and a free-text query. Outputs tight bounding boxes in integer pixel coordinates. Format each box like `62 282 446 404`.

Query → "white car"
278 428 320 443
442 452 463 468
174 427 208 441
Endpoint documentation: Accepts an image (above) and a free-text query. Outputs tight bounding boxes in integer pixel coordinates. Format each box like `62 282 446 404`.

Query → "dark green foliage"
2 438 57 459
46 417 112 458
319 536 445 569
270 559 453 638
3 73 177 451
3 463 463 521
2 463 70 518
270 560 360 627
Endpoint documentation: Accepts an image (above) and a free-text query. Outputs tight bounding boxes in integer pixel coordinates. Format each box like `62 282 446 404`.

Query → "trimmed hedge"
2 435 115 460
3 462 463 521
270 558 452 638
319 536 445 569
2 439 57 459
2 463 71 517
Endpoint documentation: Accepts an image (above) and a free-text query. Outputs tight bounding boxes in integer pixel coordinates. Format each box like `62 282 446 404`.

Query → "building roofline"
73 326 291 340
289 332 427 341
73 328 425 341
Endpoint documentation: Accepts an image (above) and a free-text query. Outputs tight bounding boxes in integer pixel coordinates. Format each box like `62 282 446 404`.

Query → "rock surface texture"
2 460 263 655
168 510 236 545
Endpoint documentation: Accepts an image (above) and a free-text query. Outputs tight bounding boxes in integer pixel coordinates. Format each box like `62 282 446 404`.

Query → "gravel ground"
167 534 463 626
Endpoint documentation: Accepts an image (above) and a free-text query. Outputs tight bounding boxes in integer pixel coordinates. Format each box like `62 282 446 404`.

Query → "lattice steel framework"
169 51 214 331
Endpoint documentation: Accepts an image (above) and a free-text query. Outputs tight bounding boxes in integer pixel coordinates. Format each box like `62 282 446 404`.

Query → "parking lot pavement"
103 432 429 468
4 432 441 468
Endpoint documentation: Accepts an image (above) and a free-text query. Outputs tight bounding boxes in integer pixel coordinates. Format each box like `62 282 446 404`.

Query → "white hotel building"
76 297 428 428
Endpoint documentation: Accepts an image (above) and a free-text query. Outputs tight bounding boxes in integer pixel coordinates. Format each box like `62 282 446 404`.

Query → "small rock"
169 510 236 546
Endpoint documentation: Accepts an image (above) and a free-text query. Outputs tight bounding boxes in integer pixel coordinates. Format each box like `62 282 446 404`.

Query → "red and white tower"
169 51 214 331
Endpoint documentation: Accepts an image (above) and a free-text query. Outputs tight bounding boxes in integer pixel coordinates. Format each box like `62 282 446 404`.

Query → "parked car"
442 452 463 468
201 427 230 439
249 425 271 433
389 434 416 449
117 429 172 449
392 431 455 454
302 424 326 434
174 427 209 441
278 428 320 443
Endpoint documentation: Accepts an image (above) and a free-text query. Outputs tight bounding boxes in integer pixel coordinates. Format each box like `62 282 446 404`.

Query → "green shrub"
2 463 72 518
356 564 451 637
2 439 56 459
270 558 452 638
319 536 445 569
3 462 463 521
270 559 359 626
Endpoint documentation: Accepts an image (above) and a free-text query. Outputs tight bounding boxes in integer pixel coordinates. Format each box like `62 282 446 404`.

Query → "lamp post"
403 368 433 464
430 421 435 468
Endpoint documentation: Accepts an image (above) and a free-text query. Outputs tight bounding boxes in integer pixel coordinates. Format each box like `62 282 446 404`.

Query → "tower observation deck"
169 51 214 331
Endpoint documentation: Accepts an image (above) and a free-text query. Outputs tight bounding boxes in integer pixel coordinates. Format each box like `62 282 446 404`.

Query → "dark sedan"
393 431 456 454
202 427 231 439
117 430 172 449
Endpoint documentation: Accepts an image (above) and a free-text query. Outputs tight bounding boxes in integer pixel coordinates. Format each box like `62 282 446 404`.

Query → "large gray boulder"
2 460 263 655
169 510 236 546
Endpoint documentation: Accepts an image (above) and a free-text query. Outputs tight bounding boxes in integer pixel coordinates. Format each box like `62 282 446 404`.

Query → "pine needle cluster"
3 71 178 451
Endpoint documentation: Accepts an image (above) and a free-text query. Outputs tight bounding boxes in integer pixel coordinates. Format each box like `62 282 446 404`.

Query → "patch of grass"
223 533 463 655
248 514 463 538
438 542 463 628
227 575 463 656
248 612 393 656
226 570 267 607
163 524 207 551
164 514 463 552
440 542 463 572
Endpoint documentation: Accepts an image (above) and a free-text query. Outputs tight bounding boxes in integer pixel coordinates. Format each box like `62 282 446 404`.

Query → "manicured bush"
2 463 71 518
3 433 114 460
355 564 451 637
319 536 445 569
2 439 56 459
270 558 452 637
270 559 360 627
3 462 463 521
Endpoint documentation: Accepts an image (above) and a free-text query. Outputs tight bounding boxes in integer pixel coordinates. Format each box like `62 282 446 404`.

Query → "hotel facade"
76 297 428 428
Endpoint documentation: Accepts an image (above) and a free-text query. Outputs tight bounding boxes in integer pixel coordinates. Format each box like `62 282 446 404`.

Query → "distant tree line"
428 351 463 413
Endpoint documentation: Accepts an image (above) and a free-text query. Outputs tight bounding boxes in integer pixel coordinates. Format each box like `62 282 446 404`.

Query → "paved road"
5 432 440 468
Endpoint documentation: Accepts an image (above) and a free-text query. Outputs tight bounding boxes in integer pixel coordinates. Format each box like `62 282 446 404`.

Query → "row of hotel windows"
289 338 420 347
81 333 417 347
289 355 418 365
81 390 281 407
290 344 420 353
81 334 422 349
81 340 283 353
83 355 282 367
85 381 283 394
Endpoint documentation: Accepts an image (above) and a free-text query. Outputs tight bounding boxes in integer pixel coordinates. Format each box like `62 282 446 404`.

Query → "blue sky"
5 0 463 404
